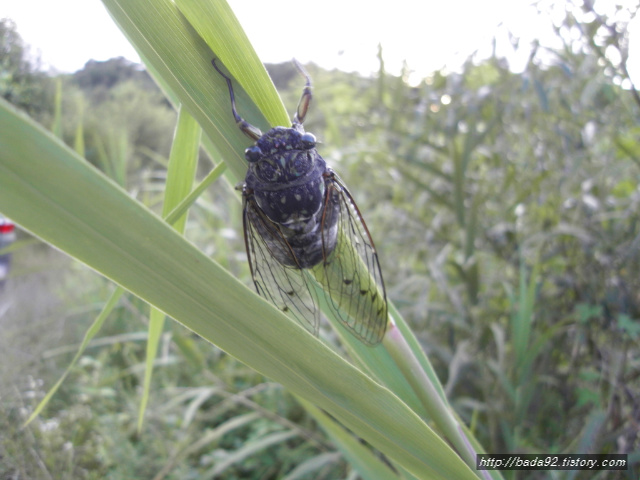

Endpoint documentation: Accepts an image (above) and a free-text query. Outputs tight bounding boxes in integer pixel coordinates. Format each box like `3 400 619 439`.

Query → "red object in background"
0 222 15 234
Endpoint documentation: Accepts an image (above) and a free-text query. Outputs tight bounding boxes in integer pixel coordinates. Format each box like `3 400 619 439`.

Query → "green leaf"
617 313 640 339
139 106 201 431
101 0 271 182
158 412 262 475
204 430 299 478
0 97 475 479
298 397 400 480
174 0 289 128
162 106 201 221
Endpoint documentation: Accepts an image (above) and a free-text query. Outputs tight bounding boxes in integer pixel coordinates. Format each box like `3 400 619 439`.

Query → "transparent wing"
243 195 320 335
318 173 388 345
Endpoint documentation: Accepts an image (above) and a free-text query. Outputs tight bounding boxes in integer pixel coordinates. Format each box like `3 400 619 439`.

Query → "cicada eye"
300 132 316 149
245 145 263 163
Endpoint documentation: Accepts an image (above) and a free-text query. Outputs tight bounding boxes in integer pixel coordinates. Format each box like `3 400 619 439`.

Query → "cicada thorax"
244 126 339 269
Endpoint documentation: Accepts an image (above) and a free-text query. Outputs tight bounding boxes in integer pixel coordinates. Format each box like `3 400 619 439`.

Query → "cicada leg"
211 58 263 141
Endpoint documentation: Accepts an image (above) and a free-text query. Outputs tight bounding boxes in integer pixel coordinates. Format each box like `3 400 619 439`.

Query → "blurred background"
1 0 639 478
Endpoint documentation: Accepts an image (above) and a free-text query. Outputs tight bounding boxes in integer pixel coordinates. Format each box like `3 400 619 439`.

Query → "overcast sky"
3 0 639 84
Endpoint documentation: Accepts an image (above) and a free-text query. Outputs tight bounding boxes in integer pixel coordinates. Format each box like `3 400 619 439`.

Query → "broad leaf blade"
102 0 265 181
174 0 289 128
140 106 201 430
0 97 476 480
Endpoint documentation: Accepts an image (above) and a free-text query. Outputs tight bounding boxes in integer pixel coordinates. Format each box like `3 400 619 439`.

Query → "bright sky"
2 0 639 84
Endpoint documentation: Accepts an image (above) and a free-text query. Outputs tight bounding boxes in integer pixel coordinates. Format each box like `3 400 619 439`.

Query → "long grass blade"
297 397 399 480
0 97 477 480
101 0 269 181
139 106 201 431
174 0 288 128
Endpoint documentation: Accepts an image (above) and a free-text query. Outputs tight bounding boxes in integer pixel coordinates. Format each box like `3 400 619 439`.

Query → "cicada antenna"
292 59 312 125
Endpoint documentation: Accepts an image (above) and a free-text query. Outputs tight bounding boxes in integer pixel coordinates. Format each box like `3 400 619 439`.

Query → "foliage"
0 3 473 479
0 18 52 118
0 276 348 479
1 0 639 479
315 7 640 466
73 57 156 92
310 2 640 471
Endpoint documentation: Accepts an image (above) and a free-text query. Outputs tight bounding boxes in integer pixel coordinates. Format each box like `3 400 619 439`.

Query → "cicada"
213 59 387 345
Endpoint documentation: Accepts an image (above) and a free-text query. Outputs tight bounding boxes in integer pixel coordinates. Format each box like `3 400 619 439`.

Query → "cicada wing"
243 195 320 336
318 174 388 345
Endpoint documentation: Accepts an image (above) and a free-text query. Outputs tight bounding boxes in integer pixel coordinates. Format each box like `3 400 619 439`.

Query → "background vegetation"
1 1 639 478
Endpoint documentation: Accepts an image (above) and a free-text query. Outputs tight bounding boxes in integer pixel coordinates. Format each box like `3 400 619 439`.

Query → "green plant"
3 1 638 478
0 1 495 478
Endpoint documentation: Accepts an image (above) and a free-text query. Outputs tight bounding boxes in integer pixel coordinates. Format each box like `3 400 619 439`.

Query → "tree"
0 18 51 116
73 57 156 93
